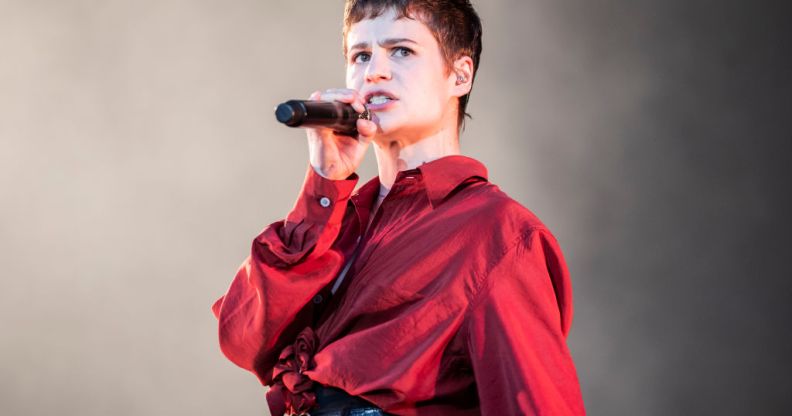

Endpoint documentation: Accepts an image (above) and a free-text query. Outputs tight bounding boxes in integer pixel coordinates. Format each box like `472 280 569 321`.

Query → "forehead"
346 8 437 49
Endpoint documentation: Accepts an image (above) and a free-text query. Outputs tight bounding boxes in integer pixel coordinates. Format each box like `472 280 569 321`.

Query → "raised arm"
212 166 357 381
212 88 376 383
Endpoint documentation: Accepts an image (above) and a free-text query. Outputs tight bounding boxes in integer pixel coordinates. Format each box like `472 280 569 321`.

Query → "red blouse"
212 155 585 415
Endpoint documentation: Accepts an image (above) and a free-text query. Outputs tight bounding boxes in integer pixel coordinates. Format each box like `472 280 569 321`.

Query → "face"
345 8 459 142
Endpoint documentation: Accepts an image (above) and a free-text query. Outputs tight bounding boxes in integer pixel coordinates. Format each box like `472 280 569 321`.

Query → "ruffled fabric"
267 327 319 416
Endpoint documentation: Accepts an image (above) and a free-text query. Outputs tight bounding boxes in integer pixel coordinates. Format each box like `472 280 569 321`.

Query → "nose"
364 51 391 83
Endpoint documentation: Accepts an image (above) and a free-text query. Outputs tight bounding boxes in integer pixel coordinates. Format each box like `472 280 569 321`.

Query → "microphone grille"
275 101 305 126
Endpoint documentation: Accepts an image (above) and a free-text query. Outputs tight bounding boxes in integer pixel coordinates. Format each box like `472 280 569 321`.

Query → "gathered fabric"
267 327 320 415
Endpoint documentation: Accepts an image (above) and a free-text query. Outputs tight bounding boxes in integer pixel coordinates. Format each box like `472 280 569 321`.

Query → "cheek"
345 67 361 89
406 74 449 112
402 91 445 125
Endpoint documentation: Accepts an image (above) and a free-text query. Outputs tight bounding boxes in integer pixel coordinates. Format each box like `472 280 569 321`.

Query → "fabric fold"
268 327 320 415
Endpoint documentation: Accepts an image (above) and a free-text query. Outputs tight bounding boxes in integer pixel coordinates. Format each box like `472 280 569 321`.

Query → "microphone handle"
275 100 369 137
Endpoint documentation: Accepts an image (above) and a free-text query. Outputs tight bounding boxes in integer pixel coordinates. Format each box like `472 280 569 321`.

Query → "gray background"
1 0 790 415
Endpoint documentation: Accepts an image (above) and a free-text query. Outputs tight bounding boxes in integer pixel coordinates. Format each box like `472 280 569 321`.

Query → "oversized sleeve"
211 165 358 384
466 228 586 415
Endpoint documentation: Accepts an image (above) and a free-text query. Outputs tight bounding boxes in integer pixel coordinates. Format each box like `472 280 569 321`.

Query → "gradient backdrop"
1 0 790 415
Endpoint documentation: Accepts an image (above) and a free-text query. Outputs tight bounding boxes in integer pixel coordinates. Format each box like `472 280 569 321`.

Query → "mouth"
364 90 398 107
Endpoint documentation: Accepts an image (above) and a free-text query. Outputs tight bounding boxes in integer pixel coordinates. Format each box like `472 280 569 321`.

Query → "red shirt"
212 155 585 415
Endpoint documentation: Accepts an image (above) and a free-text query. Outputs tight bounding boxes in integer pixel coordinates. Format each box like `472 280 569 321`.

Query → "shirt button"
319 197 331 207
312 294 323 304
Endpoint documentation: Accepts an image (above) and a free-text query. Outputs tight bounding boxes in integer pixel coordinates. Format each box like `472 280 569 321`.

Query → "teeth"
368 95 391 105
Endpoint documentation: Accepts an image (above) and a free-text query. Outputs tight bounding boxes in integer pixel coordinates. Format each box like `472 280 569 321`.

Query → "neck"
373 124 460 197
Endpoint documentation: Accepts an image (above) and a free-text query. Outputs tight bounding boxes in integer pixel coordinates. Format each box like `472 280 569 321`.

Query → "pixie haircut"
343 0 483 129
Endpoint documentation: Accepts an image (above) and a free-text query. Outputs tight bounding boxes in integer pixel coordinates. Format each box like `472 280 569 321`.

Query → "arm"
467 228 586 415
212 165 357 384
212 88 376 385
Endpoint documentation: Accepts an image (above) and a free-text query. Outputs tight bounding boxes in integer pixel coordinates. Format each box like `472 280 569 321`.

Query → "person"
212 0 586 414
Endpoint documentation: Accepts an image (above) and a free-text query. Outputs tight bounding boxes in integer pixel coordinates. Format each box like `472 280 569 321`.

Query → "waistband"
307 385 386 416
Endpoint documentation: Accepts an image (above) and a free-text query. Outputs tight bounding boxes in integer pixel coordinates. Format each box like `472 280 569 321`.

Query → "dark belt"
307 385 387 416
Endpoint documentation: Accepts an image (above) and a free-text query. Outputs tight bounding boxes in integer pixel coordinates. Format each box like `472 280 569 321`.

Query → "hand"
306 89 377 180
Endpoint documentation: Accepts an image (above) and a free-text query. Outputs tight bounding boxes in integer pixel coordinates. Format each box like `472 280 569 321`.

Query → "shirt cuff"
286 165 359 227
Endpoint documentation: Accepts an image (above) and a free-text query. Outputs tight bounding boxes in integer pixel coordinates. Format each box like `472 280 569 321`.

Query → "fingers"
310 88 367 114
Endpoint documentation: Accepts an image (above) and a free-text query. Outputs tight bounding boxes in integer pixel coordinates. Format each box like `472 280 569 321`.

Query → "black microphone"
275 100 371 137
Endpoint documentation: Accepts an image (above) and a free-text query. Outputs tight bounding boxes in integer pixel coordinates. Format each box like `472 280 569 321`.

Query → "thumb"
356 119 377 143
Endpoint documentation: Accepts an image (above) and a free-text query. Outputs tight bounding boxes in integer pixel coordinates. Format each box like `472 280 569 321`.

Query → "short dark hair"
343 0 483 130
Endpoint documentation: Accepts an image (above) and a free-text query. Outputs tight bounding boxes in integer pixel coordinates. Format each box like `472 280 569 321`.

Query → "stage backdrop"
1 0 790 414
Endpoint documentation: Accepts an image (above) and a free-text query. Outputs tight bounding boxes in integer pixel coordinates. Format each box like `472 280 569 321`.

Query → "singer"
212 1 585 415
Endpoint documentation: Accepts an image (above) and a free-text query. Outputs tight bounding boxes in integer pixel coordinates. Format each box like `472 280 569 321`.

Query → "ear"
450 55 474 98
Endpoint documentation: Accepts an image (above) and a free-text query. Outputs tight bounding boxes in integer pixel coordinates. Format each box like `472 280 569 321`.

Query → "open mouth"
368 95 392 105
365 91 398 106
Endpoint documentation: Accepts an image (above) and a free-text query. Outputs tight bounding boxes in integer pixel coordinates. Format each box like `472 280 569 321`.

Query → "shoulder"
463 184 574 330
437 179 561 263
459 181 551 236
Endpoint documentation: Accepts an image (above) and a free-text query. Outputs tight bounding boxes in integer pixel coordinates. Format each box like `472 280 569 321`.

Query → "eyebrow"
348 38 418 52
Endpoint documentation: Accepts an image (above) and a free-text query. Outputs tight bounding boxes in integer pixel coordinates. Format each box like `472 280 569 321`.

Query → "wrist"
310 163 354 181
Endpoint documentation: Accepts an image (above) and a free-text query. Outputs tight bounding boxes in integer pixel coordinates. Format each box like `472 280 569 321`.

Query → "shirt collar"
351 155 489 211
417 155 489 208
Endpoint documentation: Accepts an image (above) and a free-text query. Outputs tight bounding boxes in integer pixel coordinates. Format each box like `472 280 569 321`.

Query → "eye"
392 47 413 57
352 52 371 64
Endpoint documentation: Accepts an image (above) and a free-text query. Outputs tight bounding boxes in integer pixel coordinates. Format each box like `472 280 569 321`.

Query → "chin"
372 109 442 142
372 113 402 135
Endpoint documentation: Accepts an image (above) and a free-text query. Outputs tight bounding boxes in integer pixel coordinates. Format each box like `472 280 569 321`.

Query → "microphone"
275 100 371 137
